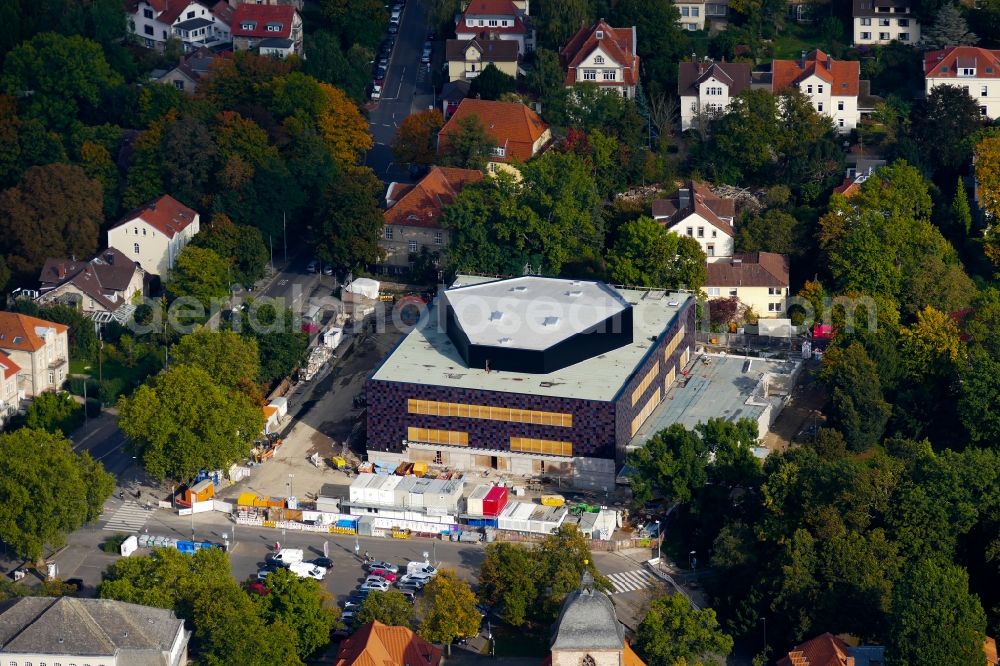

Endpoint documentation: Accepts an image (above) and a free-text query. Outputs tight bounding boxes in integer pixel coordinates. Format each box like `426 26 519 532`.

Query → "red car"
370 568 397 583
247 581 271 596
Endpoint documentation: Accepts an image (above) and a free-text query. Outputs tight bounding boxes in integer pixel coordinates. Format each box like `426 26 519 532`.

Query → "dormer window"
241 21 256 30
266 23 283 32
594 55 604 64
961 67 976 76
595 30 603 39
492 146 506 157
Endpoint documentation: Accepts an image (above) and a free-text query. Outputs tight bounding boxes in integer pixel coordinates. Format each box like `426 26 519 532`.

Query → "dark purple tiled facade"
366 299 696 465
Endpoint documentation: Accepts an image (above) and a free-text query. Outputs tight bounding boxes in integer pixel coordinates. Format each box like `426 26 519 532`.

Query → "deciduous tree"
418 569 481 648
23 391 83 434
0 429 113 561
535 0 590 48
252 568 339 658
636 594 734 666
117 365 264 481
166 246 231 308
0 163 102 276
468 63 517 101
606 216 707 290
735 209 805 256
478 542 539 627
193 213 269 286
354 589 414 627
820 343 891 451
392 109 444 168
440 114 496 170
913 85 983 176
312 165 384 270
171 327 261 391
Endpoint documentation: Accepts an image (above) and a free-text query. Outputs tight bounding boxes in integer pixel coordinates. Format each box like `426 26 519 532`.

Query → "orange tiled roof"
384 167 483 229
438 99 549 162
559 20 640 87
333 621 442 666
115 194 198 239
986 637 998 666
772 49 859 97
924 46 1000 78
232 4 296 39
776 632 854 666
706 252 789 288
0 312 68 354
0 350 20 380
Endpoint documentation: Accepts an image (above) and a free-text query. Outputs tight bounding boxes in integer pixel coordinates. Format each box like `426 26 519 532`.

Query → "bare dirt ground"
763 364 827 452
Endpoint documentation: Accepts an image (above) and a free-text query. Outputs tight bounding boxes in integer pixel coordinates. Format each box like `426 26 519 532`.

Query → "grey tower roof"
551 574 625 651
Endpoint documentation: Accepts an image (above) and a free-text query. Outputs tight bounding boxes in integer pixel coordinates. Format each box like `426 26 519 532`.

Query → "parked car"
360 580 390 592
306 260 318 273
309 557 334 569
421 45 432 64
388 22 398 34
342 610 356 625
398 580 424 593
366 561 399 573
426 28 437 40
390 7 401 21
400 572 432 586
247 581 270 596
289 562 327 580
348 589 371 602
370 568 397 583
257 565 277 581
379 55 389 68
370 83 382 100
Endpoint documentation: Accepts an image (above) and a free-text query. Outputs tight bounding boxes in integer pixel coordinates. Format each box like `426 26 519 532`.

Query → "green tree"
440 114 496 170
0 256 9 294
195 584 305 666
161 115 217 210
920 3 977 48
231 303 309 387
636 594 734 666
611 0 689 88
526 48 569 121
607 216 707 290
734 209 805 256
171 327 261 391
0 163 102 276
913 85 983 176
23 391 83 434
252 568 339 658
535 0 590 48
886 559 986 666
468 63 518 100
1 32 123 130
0 95 66 189
117 365 264 481
820 343 891 451
354 589 414 627
193 214 269 286
958 346 1000 445
0 428 113 561
951 177 973 234
166 246 231 307
418 569 482 649
312 165 384 270
535 525 612 619
478 542 539 626
392 109 444 168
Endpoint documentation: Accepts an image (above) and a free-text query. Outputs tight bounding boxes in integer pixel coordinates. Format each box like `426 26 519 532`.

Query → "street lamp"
689 550 697 571
654 520 662 561
288 473 294 498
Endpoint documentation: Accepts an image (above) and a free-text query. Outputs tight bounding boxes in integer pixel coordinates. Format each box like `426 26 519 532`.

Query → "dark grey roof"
678 60 752 97
853 0 912 17
259 37 295 48
445 36 519 63
0 597 186 658
441 79 471 101
173 16 214 30
550 583 624 651
38 248 142 311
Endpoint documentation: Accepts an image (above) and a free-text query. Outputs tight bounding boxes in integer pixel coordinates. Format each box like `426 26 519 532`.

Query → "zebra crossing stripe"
607 570 657 594
103 501 155 532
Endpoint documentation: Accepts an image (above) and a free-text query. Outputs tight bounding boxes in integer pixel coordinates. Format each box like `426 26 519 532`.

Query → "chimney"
732 258 743 267
801 49 807 67
57 263 65 279
105 251 114 265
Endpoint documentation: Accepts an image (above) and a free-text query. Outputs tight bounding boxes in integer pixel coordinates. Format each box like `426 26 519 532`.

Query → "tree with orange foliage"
316 82 372 166
392 109 444 168
974 136 1000 266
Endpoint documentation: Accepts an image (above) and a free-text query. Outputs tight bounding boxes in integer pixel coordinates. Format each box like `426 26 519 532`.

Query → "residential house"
446 35 519 82
36 248 145 323
153 47 227 93
853 0 919 45
108 194 200 277
925 46 1000 120
0 352 21 428
678 60 752 131
0 312 69 398
441 79 472 117
437 98 551 177
705 252 790 318
333 620 441 666
777 633 885 666
559 19 640 98
231 0 304 9
652 181 735 261
833 158 886 197
128 0 232 51
455 0 533 55
231 3 303 57
772 49 860 132
380 167 483 272
673 0 728 31
546 573 646 666
0 597 189 665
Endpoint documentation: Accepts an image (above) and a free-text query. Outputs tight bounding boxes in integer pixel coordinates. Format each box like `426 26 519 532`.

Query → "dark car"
309 557 334 569
388 22 398 35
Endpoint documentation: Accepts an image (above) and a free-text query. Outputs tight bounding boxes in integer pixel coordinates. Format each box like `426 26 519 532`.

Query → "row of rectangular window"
383 228 444 244
630 387 661 437
582 70 619 81
859 31 910 40
664 325 685 361
630 361 660 407
858 17 909 26
407 427 469 446
510 437 572 457
468 18 512 27
679 6 700 16
407 399 573 427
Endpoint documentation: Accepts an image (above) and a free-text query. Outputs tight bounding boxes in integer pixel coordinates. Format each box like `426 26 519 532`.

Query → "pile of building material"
303 346 333 381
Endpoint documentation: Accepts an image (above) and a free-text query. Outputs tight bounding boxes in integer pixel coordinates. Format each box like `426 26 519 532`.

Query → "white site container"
394 477 418 506
377 475 402 506
466 485 490 517
362 475 385 504
349 474 376 504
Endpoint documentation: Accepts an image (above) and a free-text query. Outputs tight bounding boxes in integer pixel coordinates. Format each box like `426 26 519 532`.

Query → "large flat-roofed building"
366 275 695 488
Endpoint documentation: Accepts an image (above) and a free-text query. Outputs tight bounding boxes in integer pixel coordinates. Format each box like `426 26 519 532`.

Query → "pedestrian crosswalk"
102 500 155 532
606 569 660 594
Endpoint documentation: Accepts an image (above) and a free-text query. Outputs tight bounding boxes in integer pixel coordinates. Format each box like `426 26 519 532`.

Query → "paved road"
365 0 435 184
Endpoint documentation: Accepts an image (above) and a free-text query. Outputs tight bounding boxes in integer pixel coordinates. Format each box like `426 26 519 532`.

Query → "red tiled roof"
924 46 1000 78
706 252 789 288
333 621 442 666
772 49 859 97
384 167 483 229
0 350 21 380
438 99 549 162
0 313 68 354
559 20 640 87
127 0 204 25
115 195 198 239
654 181 735 236
232 4 295 39
776 633 854 666
456 0 525 35
211 0 232 24
833 178 861 197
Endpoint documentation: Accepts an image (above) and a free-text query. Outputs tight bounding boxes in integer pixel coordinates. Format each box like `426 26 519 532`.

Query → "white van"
289 562 326 580
271 548 304 567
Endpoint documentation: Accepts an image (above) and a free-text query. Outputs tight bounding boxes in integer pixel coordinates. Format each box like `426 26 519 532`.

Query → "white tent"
345 278 380 300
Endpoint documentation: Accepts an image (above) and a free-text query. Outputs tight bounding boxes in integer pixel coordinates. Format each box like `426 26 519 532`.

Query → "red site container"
483 486 509 517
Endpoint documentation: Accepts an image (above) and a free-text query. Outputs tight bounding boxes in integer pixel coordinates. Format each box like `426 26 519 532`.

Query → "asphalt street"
365 0 435 184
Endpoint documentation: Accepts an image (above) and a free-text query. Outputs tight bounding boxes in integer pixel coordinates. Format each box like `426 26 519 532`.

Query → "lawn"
68 350 163 403
770 22 844 60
